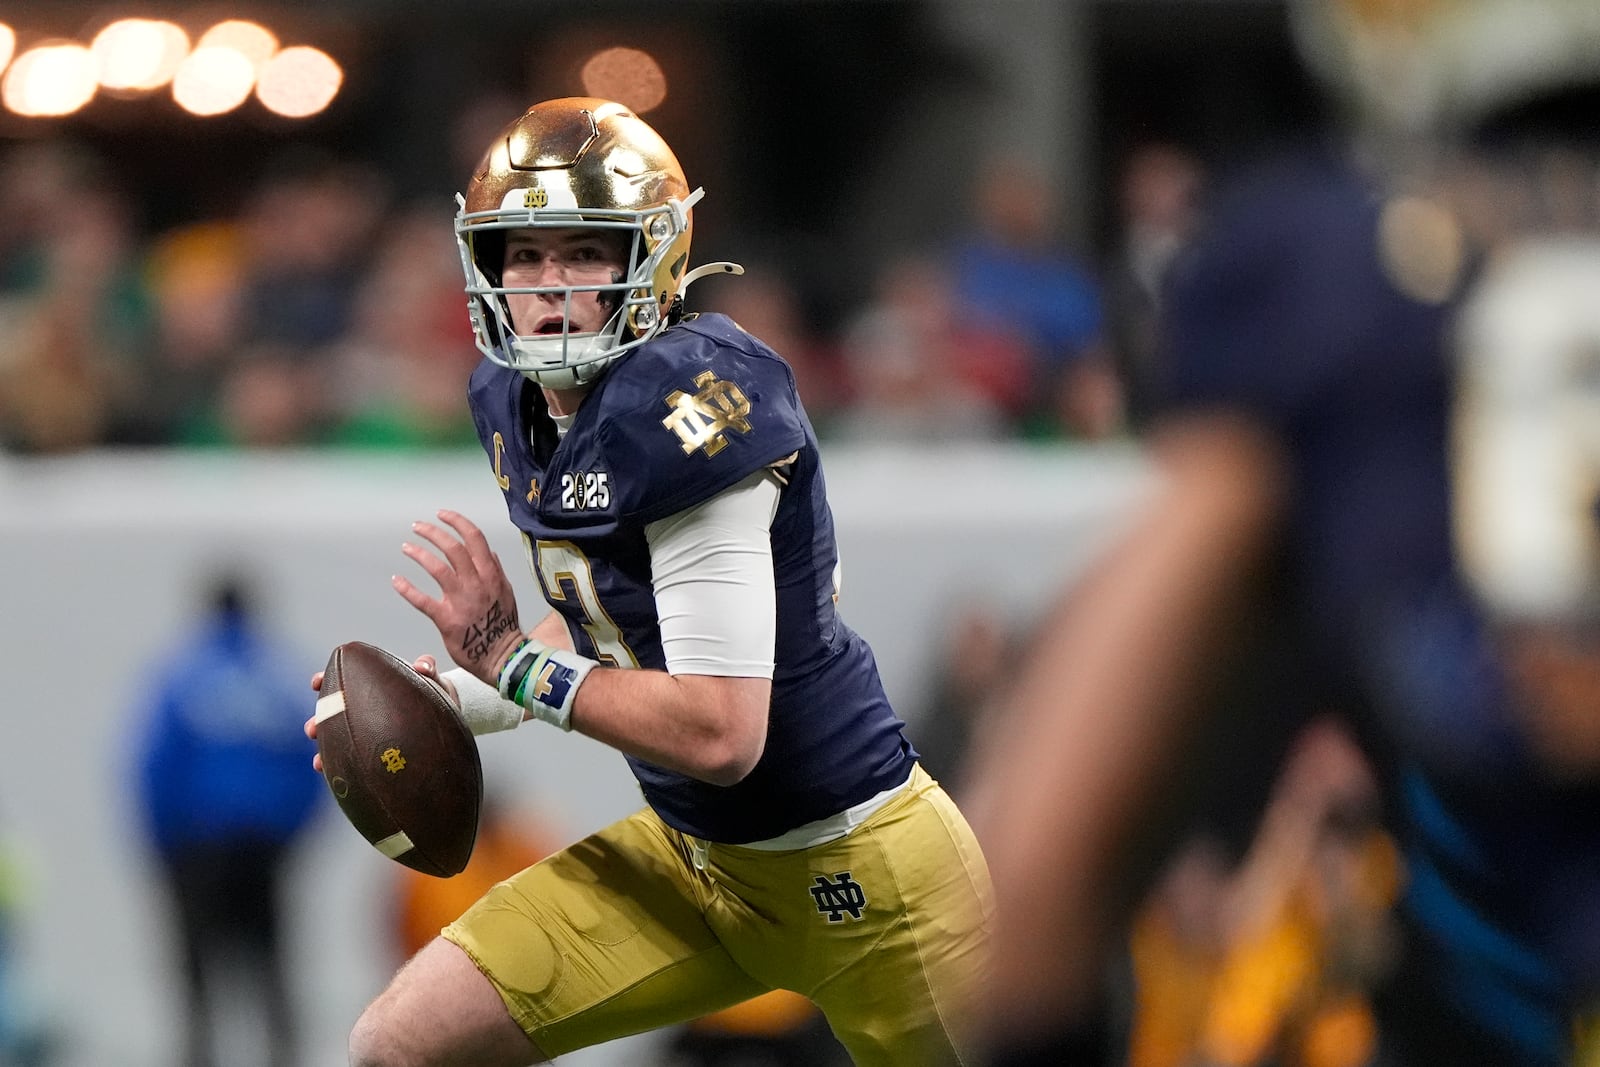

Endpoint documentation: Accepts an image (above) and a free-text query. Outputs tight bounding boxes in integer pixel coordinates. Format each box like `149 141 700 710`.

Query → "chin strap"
667 261 745 327
682 261 745 292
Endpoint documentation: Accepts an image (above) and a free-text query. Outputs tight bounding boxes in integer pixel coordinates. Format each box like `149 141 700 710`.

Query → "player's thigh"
804 767 994 1066
445 808 768 1058
350 936 540 1067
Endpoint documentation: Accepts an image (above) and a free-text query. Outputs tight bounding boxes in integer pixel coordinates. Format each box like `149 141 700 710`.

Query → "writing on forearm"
462 600 518 664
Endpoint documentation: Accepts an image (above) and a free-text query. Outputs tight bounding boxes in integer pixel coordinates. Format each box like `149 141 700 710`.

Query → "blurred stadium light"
580 45 666 113
257 45 342 118
91 18 189 93
0 9 339 120
171 44 256 115
2 38 96 117
195 17 277 70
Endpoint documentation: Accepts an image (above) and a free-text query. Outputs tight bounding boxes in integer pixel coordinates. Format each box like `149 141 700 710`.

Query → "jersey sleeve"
598 323 810 524
466 358 509 460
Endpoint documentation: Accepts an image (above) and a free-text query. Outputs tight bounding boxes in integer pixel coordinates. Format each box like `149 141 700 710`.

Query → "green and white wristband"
496 638 597 732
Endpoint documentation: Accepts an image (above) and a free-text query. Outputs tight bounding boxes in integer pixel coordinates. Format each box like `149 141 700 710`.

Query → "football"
314 641 482 877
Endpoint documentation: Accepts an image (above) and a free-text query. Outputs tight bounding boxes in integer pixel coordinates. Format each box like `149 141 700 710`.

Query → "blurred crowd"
0 139 482 452
0 124 1206 455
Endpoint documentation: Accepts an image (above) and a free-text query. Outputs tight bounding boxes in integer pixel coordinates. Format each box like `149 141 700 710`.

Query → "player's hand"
305 670 325 773
409 653 462 709
303 656 462 774
394 509 525 687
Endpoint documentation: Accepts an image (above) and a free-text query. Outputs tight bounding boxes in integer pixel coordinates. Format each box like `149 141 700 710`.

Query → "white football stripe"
373 831 415 859
313 691 346 723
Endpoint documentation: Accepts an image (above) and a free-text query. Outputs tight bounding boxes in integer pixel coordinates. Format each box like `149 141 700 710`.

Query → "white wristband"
497 639 597 732
441 668 525 736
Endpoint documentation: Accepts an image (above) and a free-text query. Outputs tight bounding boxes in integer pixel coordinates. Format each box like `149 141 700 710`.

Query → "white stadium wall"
0 441 1150 1067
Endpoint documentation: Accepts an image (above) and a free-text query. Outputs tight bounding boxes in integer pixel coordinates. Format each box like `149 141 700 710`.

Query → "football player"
310 98 992 1067
966 2 1600 1065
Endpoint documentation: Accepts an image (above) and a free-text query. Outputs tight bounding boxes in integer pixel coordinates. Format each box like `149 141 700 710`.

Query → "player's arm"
556 469 778 785
527 607 574 650
963 412 1288 1049
398 473 779 787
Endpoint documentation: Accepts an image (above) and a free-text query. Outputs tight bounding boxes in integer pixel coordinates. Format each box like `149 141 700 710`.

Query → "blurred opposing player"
311 98 992 1066
967 2 1600 1064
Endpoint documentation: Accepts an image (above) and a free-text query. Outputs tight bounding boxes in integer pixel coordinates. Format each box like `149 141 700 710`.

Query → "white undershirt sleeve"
644 469 782 677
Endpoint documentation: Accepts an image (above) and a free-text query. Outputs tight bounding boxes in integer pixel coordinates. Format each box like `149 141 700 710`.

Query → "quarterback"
320 98 993 1066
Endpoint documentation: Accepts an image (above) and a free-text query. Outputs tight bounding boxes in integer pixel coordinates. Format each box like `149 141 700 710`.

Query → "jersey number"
524 537 640 668
1452 241 1600 619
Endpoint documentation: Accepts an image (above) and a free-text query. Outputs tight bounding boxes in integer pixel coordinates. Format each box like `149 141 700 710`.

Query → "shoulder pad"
589 315 809 522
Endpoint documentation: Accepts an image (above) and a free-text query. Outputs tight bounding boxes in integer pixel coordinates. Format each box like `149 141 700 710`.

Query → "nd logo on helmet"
523 187 549 209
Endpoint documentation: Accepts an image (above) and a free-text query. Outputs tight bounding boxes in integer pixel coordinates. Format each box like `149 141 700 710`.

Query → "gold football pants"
443 764 993 1065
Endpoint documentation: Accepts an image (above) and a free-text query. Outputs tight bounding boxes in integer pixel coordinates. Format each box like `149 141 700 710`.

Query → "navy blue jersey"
1159 150 1600 1066
468 312 916 843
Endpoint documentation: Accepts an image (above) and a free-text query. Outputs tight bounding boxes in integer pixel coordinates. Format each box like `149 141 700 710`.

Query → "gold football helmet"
455 97 740 389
